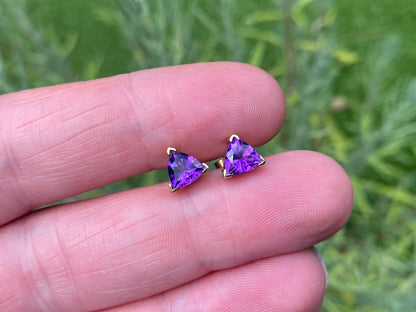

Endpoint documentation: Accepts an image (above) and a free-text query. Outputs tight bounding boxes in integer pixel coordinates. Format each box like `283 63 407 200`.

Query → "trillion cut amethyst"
168 152 205 190
224 137 262 175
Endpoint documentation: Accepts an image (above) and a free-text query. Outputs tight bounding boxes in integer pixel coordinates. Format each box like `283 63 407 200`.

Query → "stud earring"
215 134 265 178
167 147 209 192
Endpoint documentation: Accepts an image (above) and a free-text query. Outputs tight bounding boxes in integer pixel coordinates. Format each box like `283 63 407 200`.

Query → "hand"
0 62 353 312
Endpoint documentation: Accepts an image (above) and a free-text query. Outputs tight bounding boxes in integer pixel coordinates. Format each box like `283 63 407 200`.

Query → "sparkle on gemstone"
168 152 205 189
224 137 262 175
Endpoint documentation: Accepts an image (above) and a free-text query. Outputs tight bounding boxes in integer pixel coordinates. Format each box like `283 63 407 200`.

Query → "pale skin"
0 62 353 311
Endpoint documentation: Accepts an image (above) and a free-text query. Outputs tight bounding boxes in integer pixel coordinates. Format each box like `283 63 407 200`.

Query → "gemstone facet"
224 137 263 175
168 152 206 190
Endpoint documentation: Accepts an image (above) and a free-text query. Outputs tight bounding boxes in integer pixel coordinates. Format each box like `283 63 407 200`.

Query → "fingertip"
310 246 329 289
100 250 327 312
281 151 353 242
210 249 327 312
225 250 327 312
308 151 353 235
212 151 353 254
136 62 286 158
210 62 287 146
287 249 327 312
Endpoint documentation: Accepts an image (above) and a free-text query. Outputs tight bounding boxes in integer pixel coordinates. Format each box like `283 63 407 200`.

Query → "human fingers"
0 62 285 225
0 151 352 312
102 249 326 312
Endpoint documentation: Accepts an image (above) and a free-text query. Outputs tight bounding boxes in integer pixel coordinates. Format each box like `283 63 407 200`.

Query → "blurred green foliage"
1 0 415 310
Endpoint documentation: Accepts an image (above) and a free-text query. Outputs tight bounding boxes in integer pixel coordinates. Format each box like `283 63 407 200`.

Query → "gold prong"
167 147 176 156
258 155 266 166
229 134 240 142
215 158 225 169
223 170 232 178
202 163 209 173
168 184 177 193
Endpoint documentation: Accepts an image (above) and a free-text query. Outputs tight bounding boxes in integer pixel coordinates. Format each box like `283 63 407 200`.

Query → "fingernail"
310 246 329 289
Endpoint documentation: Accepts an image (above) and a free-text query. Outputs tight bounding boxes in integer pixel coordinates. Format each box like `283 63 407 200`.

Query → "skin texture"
0 62 353 312
102 250 327 312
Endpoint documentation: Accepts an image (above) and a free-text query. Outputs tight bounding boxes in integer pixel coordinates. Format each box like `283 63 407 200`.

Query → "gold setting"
168 184 177 193
258 155 266 166
202 163 209 173
215 134 266 178
167 147 176 156
167 147 209 193
229 134 240 142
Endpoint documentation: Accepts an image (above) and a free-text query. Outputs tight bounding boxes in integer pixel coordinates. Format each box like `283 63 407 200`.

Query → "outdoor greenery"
1 0 415 311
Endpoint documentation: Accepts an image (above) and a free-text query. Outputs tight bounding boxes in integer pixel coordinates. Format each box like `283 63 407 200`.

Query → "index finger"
0 62 285 225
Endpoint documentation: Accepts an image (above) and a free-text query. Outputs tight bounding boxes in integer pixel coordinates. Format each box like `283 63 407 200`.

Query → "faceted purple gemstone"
224 137 262 175
168 152 205 189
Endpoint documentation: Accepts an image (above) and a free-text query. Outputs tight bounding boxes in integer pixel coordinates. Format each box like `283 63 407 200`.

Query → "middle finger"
0 151 352 312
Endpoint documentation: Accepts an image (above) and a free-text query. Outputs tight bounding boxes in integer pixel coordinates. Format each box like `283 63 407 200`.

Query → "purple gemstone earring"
215 134 265 178
167 147 209 192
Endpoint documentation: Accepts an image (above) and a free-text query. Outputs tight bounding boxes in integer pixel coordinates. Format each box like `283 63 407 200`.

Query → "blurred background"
1 0 415 310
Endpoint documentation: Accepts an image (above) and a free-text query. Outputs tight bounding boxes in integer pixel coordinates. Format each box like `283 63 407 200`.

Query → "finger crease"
182 193 214 274
0 118 35 210
115 74 153 170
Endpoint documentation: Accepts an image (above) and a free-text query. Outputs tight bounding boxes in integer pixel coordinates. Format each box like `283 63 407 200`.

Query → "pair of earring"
167 134 265 192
